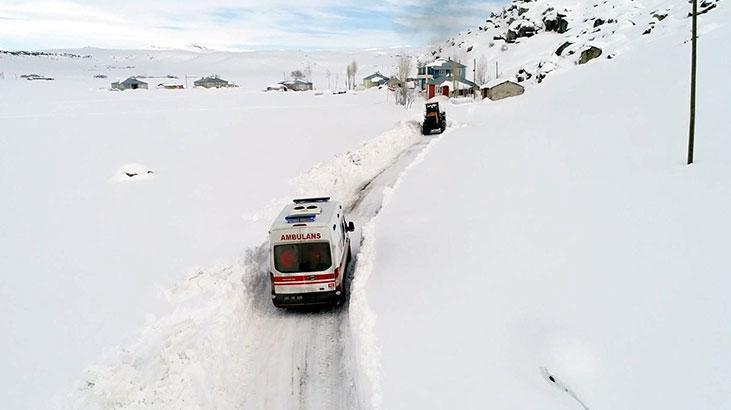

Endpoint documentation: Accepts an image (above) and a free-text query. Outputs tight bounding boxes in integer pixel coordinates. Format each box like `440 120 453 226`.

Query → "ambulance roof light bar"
285 214 317 223
293 197 331 204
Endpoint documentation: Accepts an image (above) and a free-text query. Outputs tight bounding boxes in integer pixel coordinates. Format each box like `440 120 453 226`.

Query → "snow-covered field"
0 46 417 408
1 0 729 408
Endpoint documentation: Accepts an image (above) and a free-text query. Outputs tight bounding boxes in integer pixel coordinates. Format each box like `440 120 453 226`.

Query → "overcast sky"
0 0 507 51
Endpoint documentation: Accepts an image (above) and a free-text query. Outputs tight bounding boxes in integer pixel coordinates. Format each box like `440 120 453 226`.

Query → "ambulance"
269 197 355 307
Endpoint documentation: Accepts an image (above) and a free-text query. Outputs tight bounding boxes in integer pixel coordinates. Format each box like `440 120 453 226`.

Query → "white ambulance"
269 197 355 307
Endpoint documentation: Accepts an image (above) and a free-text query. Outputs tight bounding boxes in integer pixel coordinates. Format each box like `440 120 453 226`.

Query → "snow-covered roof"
426 58 466 69
431 75 477 88
116 76 147 84
481 78 522 89
280 79 312 85
195 76 228 83
363 72 389 81
157 81 183 87
270 198 341 231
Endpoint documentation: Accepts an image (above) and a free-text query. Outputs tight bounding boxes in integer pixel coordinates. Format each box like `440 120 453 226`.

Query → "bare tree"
291 70 305 80
325 69 332 90
476 55 488 86
346 64 352 89
449 59 460 97
345 60 358 89
303 64 312 81
350 60 357 89
394 55 414 107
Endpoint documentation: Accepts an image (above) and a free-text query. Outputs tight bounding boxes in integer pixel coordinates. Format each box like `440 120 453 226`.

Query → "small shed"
279 79 313 91
158 81 184 90
111 77 148 90
481 79 524 101
194 76 234 88
438 79 476 97
266 83 288 92
362 72 389 88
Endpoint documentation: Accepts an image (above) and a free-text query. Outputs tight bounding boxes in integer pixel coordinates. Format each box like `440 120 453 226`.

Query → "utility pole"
473 58 477 100
495 61 499 79
688 0 698 165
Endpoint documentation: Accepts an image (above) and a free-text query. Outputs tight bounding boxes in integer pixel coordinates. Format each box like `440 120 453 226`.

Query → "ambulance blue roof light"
285 214 317 223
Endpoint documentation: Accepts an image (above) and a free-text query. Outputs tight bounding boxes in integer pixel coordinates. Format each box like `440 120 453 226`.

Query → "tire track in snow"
237 125 441 409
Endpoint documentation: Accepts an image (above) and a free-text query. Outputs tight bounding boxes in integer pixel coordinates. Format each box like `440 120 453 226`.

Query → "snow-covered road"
71 119 443 408
238 129 437 409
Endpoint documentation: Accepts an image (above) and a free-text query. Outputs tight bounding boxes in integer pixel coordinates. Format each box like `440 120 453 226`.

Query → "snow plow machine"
421 102 447 135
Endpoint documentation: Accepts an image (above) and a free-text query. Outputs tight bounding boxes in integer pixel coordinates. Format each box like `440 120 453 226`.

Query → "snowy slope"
353 1 731 409
427 0 721 87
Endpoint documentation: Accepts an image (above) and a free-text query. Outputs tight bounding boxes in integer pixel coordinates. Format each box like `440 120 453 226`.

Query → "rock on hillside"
423 0 723 87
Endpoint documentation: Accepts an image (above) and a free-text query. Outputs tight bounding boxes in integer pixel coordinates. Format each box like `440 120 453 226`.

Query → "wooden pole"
473 58 477 100
688 0 698 165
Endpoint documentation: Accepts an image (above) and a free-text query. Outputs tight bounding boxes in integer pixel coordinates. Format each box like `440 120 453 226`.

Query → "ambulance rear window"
274 242 332 273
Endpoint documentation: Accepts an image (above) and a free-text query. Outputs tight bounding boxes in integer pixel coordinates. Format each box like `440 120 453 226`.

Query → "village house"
21 73 54 81
385 77 402 91
157 81 184 90
279 79 313 91
266 83 288 92
111 77 148 90
194 76 235 88
362 72 390 89
481 79 525 101
418 58 477 98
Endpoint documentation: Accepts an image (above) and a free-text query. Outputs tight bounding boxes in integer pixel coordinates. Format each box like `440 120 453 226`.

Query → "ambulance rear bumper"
272 290 340 307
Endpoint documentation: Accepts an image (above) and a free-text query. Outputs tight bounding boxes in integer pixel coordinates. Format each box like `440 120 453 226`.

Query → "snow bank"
112 163 155 182
291 121 422 208
348 223 383 409
72 256 260 409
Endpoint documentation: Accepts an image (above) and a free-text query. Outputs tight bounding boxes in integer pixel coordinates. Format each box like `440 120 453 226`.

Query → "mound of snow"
113 163 155 181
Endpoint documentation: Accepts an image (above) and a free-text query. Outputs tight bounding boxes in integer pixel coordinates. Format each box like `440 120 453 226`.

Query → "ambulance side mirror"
347 221 355 232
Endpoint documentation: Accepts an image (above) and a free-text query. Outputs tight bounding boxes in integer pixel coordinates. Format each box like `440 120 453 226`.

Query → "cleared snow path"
237 127 440 409
71 120 445 409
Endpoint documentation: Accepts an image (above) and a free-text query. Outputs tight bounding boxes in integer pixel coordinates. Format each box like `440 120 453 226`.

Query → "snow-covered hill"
424 0 721 87
353 0 731 409
1 0 729 408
